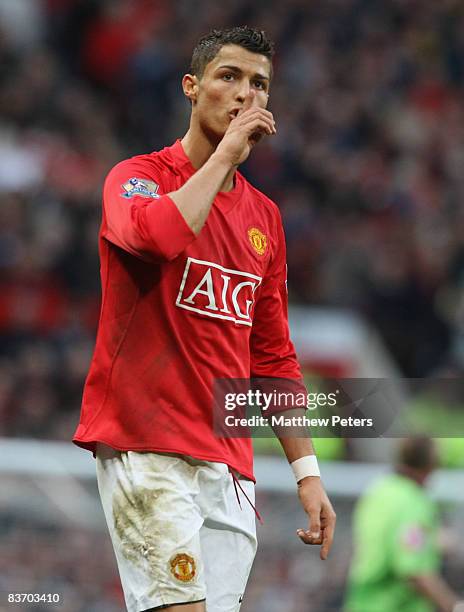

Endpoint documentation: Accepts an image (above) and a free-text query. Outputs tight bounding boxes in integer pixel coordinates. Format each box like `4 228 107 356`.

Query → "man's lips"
228 108 241 120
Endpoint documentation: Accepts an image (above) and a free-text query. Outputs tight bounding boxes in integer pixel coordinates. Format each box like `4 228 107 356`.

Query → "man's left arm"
249 216 336 560
280 435 336 559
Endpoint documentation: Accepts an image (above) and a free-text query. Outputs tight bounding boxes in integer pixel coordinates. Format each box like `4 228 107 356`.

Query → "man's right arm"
165 151 234 236
392 516 463 612
103 92 275 262
409 574 463 612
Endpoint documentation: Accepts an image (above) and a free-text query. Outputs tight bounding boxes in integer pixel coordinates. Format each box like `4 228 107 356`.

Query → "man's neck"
181 128 236 193
396 465 429 487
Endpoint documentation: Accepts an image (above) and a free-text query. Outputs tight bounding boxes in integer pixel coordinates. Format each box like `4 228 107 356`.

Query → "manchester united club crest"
248 227 267 256
169 552 197 583
120 177 160 199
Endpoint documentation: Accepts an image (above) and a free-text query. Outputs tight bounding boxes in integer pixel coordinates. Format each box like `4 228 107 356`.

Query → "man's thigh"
200 475 257 612
96 445 209 612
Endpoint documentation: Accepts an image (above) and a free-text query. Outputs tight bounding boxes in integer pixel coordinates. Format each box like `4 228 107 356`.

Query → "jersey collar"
168 139 244 214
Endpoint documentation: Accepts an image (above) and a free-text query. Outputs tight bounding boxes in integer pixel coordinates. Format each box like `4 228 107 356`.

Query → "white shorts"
96 445 257 612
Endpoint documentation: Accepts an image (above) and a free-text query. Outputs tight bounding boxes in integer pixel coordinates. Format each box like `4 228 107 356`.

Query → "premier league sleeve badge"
120 177 161 199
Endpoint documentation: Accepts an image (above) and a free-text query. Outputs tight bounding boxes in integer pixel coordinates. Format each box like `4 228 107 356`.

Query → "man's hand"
215 90 276 167
296 476 336 560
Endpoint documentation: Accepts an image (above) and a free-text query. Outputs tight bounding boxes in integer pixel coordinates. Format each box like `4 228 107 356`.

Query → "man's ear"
182 74 200 103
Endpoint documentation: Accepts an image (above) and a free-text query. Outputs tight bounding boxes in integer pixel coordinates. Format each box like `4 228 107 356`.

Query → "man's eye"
222 74 234 81
253 81 265 90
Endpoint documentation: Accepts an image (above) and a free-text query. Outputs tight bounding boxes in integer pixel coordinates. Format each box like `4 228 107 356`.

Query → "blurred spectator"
345 437 464 612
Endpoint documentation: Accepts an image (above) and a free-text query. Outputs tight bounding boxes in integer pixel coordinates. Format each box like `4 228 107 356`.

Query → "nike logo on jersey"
176 258 262 326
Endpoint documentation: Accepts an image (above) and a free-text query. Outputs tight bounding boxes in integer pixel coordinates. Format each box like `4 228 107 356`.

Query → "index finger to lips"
239 90 257 115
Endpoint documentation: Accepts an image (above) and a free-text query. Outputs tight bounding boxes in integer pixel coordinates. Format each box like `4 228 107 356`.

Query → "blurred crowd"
0 516 124 612
1 0 464 440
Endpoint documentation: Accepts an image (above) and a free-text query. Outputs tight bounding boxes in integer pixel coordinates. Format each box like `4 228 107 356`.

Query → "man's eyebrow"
216 65 270 81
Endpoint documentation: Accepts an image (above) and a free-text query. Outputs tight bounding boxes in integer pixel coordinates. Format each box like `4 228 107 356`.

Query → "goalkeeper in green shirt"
345 437 464 612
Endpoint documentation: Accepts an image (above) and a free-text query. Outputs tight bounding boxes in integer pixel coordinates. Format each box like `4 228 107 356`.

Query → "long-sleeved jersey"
73 140 302 480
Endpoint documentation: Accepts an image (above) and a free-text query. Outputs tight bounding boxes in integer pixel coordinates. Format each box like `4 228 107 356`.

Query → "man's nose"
235 80 251 102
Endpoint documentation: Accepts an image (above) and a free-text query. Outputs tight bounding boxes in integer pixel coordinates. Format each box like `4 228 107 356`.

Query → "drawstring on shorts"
229 468 263 524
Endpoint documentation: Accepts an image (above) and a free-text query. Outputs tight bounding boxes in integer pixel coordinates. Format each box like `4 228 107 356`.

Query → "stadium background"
0 0 463 610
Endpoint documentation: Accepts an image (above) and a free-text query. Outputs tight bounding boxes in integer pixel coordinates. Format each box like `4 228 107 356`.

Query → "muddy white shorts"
96 444 257 612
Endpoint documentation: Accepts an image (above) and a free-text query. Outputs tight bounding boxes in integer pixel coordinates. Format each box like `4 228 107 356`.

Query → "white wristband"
291 455 320 482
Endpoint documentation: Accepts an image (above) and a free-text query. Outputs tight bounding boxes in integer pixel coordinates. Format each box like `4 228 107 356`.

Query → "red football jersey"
73 140 302 480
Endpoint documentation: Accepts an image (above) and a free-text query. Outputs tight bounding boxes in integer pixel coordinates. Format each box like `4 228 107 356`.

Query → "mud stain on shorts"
112 486 177 573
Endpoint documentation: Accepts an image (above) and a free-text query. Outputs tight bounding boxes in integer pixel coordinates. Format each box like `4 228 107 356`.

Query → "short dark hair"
190 26 275 78
396 437 437 471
